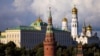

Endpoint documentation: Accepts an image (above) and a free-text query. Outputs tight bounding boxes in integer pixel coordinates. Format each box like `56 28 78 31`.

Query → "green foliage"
36 47 43 56
56 48 62 56
6 41 16 48
0 42 100 56
33 43 43 52
83 43 100 56
0 43 5 56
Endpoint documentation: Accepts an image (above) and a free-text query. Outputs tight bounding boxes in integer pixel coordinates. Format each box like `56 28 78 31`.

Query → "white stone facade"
0 30 21 47
71 14 78 39
62 21 68 31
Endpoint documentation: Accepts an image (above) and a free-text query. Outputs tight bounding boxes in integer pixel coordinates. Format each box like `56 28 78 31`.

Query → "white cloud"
13 0 33 12
13 0 100 29
13 0 100 24
30 0 100 26
14 18 22 25
31 0 72 26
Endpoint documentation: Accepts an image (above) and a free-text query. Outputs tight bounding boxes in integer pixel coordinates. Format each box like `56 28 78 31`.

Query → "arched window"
73 25 74 27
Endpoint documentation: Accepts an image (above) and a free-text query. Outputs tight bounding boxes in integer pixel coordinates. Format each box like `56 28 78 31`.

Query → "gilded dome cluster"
36 17 42 22
87 24 92 31
72 6 78 14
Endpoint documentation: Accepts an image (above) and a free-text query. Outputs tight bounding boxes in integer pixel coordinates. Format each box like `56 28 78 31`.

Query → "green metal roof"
7 26 36 30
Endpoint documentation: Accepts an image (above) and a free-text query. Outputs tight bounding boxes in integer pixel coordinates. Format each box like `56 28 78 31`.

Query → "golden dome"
72 6 78 14
36 17 42 22
62 18 67 22
87 24 92 31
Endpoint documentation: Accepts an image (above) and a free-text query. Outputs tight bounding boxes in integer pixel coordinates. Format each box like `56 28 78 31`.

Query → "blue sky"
0 0 100 37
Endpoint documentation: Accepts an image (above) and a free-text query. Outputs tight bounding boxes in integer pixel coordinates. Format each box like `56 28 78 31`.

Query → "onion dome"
36 17 42 22
72 6 78 14
87 24 92 31
62 18 67 22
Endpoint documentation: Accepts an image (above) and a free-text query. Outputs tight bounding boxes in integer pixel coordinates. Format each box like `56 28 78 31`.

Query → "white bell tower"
71 6 78 39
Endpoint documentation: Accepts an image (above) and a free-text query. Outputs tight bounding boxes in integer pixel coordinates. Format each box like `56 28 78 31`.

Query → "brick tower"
43 7 56 56
76 42 83 56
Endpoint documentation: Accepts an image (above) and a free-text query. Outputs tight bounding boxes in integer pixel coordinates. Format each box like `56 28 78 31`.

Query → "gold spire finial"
72 5 77 14
36 16 42 22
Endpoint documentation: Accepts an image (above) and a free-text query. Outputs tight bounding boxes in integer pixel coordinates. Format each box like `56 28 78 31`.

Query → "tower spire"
83 19 86 27
82 19 86 36
74 4 76 8
49 7 52 19
43 7 56 56
48 7 52 25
